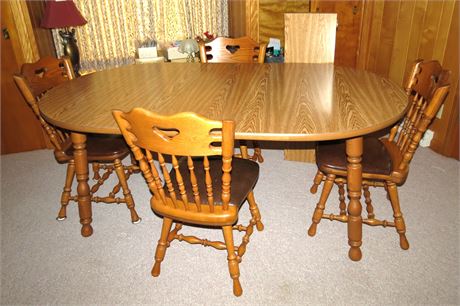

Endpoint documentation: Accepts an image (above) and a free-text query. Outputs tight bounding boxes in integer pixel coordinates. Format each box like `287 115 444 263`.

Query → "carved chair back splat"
199 36 267 64
13 56 74 153
387 59 451 177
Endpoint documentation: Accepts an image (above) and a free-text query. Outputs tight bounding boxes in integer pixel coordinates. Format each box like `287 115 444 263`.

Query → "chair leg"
363 185 375 219
92 162 101 180
239 141 249 159
113 159 141 223
152 217 174 277
58 160 75 221
310 170 324 194
129 153 138 169
239 141 264 163
384 183 390 200
386 182 409 250
246 191 264 231
337 181 347 216
222 225 242 297
251 141 264 163
308 173 335 237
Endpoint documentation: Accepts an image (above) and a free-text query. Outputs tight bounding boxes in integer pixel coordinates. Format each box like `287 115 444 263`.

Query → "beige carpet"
1 147 459 305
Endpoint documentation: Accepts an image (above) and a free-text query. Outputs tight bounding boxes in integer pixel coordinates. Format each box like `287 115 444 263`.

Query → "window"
52 0 228 72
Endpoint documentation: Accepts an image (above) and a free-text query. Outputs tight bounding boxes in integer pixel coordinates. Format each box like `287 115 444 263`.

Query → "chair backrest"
199 36 267 63
388 60 450 173
13 56 75 151
284 13 337 63
113 108 236 213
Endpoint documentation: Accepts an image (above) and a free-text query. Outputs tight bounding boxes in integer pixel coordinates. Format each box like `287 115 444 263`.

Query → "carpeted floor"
1 148 459 305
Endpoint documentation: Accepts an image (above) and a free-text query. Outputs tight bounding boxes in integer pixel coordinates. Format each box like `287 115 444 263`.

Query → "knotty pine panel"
26 0 56 58
430 1 458 158
358 0 458 159
311 1 363 68
1 1 47 154
246 0 260 42
259 0 309 45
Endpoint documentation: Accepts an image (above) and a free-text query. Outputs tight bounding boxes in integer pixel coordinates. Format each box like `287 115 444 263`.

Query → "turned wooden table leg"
346 137 363 261
71 132 93 237
239 143 250 159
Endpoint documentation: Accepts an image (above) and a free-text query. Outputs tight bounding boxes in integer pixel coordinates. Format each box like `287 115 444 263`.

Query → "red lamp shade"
41 0 87 28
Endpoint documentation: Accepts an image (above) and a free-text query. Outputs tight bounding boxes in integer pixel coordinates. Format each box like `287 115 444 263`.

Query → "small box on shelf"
138 47 158 59
166 47 188 61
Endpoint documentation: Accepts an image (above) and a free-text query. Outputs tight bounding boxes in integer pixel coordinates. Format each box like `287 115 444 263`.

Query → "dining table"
39 62 408 261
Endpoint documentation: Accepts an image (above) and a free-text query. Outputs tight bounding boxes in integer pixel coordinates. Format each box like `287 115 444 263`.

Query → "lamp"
41 0 87 75
178 39 199 62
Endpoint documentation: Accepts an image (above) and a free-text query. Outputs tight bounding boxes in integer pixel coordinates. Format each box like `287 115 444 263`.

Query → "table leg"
346 137 363 261
71 132 93 237
239 143 250 159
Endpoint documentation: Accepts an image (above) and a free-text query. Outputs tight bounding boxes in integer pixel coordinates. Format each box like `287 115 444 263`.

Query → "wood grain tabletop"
40 63 409 141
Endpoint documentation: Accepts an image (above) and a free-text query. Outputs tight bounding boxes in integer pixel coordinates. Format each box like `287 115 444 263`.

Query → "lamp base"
186 53 197 63
59 29 81 75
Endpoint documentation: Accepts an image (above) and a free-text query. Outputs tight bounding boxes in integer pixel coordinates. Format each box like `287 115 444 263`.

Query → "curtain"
53 0 228 73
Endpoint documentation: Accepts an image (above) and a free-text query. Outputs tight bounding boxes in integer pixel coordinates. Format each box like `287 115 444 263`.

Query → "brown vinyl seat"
56 134 131 163
308 59 451 251
167 157 259 206
113 109 264 296
199 36 267 163
316 138 392 176
13 56 140 223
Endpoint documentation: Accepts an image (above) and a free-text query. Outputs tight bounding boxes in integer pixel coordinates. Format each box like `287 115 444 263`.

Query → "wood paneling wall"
246 0 260 42
1 0 46 154
430 1 458 158
26 0 56 58
358 0 459 159
229 0 309 44
228 0 246 38
232 1 361 67
6 0 39 65
311 1 362 68
259 0 309 45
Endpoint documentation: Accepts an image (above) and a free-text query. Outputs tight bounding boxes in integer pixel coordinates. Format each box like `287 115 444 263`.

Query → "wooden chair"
13 56 140 223
308 60 451 250
199 36 267 64
199 36 267 163
283 13 337 163
113 108 264 296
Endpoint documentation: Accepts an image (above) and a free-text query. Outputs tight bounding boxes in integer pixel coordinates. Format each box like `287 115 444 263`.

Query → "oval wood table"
40 63 408 261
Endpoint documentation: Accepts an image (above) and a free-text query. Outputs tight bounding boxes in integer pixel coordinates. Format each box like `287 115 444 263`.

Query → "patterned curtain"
52 0 228 73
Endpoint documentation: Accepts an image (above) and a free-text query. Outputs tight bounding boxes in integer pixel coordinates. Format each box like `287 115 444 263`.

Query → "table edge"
41 105 408 141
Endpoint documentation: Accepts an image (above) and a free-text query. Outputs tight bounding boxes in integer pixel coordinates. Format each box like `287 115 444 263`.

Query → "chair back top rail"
113 108 235 213
388 60 451 174
199 36 267 64
13 56 75 152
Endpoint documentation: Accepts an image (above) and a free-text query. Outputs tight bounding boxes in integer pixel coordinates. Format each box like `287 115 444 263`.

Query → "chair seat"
167 157 259 207
55 134 131 163
316 138 392 176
